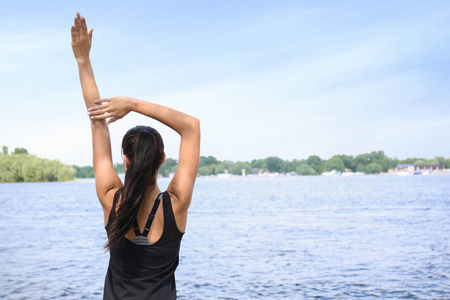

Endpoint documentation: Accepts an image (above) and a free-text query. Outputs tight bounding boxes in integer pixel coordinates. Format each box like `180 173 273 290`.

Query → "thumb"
88 29 94 42
108 117 120 125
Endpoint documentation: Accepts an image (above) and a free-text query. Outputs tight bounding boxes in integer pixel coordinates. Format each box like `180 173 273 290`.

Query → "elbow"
192 117 200 136
184 117 200 137
192 117 200 131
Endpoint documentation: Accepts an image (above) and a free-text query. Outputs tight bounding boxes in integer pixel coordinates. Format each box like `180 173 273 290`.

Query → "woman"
71 13 200 299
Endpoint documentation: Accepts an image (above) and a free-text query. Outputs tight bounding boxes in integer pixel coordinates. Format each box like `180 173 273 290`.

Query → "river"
0 175 449 299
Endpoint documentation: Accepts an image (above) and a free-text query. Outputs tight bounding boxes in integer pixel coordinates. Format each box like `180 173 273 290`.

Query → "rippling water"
0 175 449 299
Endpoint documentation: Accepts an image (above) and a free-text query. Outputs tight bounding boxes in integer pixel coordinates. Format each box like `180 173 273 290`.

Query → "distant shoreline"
2 148 449 183
2 171 450 184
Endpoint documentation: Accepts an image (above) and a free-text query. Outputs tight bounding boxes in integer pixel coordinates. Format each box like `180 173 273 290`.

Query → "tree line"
1 146 449 182
0 146 75 182
163 151 450 176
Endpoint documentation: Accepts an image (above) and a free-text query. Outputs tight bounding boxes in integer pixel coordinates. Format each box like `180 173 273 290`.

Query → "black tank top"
104 191 184 300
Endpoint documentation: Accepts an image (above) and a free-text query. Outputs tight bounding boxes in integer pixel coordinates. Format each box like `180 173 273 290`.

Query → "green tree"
354 153 370 168
159 158 178 177
230 161 252 175
199 156 218 167
365 163 382 174
198 165 214 176
398 157 418 164
57 164 76 181
306 155 324 174
356 163 366 173
296 164 316 175
2 146 8 155
265 156 283 172
250 159 266 169
444 158 450 169
114 162 125 174
0 154 12 181
13 148 28 155
213 162 228 175
435 156 446 166
23 156 44 182
414 159 427 165
0 152 75 182
283 160 299 173
325 157 345 172
353 151 391 172
333 154 355 171
10 154 26 181
72 165 95 178
390 158 399 169
43 159 58 181
373 158 391 172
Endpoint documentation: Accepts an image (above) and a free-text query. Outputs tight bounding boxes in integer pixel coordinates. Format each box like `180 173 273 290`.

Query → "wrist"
77 57 91 66
129 98 140 112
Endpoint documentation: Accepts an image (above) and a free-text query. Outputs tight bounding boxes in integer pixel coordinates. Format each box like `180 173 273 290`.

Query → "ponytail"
106 126 164 249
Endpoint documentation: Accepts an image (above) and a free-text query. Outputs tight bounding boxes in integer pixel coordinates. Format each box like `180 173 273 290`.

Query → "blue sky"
1 1 450 166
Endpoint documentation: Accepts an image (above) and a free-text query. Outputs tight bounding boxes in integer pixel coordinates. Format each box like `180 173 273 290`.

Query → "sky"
1 0 450 166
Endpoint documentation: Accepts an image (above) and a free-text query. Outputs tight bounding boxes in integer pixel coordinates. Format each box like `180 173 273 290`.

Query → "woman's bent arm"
133 99 200 207
72 13 122 208
89 97 200 208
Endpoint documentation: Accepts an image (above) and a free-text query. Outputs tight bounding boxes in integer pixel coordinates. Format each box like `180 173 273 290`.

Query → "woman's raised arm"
88 97 200 209
71 13 122 209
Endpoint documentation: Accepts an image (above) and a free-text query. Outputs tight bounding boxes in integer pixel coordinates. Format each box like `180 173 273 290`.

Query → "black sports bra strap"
142 193 163 237
133 219 141 236
133 193 163 237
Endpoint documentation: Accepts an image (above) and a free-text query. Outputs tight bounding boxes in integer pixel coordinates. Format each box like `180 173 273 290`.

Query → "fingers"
76 12 81 36
74 15 80 39
71 26 76 42
74 17 78 36
88 29 94 42
88 107 109 116
90 112 112 120
94 98 110 104
88 103 108 111
81 16 87 36
87 98 112 117
73 12 85 39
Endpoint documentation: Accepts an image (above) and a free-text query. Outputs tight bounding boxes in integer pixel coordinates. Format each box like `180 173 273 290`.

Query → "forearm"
78 60 101 111
77 60 112 165
131 98 199 136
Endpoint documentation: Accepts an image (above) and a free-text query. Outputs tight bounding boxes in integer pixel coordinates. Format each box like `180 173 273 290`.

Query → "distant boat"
342 172 365 177
413 170 429 175
322 170 341 176
396 171 412 176
217 170 232 178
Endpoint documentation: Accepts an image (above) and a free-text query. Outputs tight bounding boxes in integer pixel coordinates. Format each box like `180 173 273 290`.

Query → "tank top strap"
106 189 122 230
162 191 182 236
112 190 121 208
110 190 121 218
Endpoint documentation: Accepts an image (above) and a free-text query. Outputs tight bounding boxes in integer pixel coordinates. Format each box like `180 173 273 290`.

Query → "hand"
71 12 93 64
88 97 134 124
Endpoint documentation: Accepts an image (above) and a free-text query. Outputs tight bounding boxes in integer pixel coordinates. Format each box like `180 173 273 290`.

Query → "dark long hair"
106 125 164 249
